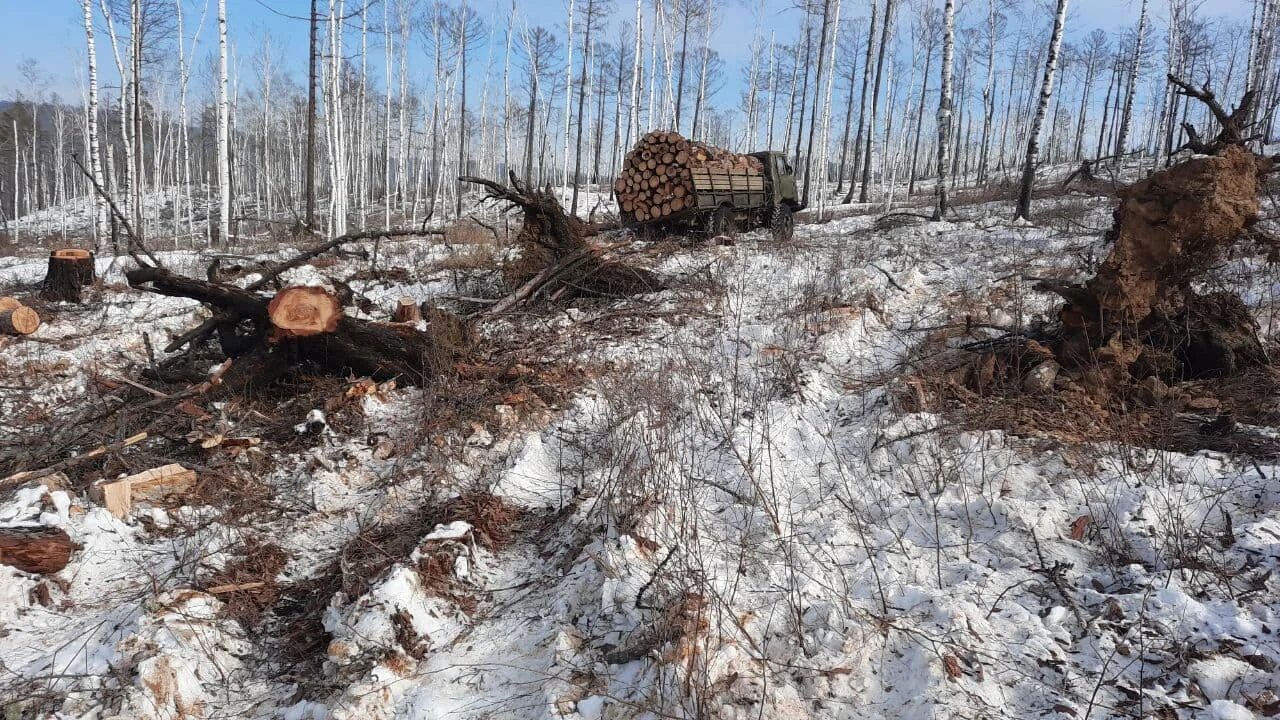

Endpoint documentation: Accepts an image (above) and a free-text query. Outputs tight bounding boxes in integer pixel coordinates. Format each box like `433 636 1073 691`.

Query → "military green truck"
692 151 800 242
615 132 801 242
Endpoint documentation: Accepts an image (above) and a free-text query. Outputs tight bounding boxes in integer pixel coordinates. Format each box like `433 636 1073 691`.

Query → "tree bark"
1114 0 1147 158
1015 0 1069 220
934 0 955 220
858 0 895 203
217 0 231 246
41 249 96 303
0 527 73 575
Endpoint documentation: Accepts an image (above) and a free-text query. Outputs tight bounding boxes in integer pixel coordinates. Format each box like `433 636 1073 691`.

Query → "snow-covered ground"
1 182 1278 720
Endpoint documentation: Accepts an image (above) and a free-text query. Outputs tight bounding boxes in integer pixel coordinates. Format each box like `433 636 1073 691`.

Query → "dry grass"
205 537 289 628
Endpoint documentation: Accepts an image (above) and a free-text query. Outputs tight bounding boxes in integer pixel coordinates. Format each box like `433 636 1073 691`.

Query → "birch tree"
934 0 955 220
1015 0 1069 220
217 0 231 245
82 0 106 245
858 0 895 203
1113 0 1147 157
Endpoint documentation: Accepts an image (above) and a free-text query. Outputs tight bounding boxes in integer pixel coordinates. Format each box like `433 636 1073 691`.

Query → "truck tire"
706 205 734 237
770 205 795 243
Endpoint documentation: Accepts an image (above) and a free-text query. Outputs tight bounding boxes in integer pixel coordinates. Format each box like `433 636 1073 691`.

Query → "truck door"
774 155 798 206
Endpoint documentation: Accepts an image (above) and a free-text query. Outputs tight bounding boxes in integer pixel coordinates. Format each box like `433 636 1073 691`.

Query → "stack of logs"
614 131 764 223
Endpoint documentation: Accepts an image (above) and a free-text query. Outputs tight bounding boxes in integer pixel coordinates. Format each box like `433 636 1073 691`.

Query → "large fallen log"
126 267 446 385
0 526 74 574
460 172 661 307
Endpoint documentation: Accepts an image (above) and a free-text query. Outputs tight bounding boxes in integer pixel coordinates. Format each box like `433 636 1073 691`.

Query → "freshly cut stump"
267 286 343 338
393 297 422 323
0 306 40 336
0 526 74 574
41 249 96 303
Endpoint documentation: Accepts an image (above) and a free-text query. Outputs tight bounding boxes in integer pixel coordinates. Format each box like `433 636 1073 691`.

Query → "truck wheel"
770 205 795 243
706 205 734 237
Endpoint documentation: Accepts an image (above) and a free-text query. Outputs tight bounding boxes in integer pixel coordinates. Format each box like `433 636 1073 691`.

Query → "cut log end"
0 296 21 312
0 526 74 574
267 286 343 338
0 306 40 335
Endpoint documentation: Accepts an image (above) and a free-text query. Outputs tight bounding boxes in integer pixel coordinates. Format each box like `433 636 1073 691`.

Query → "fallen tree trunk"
0 526 74 574
41 249 96 303
460 172 661 308
126 268 448 385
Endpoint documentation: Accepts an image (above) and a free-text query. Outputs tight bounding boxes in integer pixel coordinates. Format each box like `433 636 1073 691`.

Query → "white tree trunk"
562 0 575 189
217 0 231 246
1015 0 1069 220
81 0 105 245
1114 0 1147 157
934 0 955 220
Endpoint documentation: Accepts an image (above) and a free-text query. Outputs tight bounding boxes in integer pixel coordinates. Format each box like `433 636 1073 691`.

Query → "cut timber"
0 306 40 335
393 297 422 323
614 130 765 227
95 463 197 519
268 286 343 338
0 526 74 574
126 267 446 386
0 296 21 312
41 249 96 303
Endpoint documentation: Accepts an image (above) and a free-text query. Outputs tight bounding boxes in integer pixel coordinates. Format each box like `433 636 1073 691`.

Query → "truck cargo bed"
689 168 767 211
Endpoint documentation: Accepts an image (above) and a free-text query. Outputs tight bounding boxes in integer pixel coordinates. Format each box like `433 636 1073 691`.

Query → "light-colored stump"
393 297 422 323
94 463 198 519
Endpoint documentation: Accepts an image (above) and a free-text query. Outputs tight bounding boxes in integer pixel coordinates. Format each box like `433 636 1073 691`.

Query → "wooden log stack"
614 131 764 224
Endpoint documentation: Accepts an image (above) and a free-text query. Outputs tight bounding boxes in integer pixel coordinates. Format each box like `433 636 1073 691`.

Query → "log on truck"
614 130 800 241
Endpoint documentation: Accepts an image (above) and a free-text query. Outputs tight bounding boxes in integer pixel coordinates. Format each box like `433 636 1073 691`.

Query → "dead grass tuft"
206 537 289 628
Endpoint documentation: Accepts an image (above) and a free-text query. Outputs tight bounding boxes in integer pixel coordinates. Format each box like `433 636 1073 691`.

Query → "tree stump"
0 306 41 336
393 297 422 323
0 526 74 574
267 286 343 338
41 249 97 303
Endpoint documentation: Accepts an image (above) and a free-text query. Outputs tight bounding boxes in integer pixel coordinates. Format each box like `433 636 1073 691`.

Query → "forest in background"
0 0 1277 248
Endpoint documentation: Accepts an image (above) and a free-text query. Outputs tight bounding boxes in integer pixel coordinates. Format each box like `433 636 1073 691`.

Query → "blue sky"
0 0 1256 106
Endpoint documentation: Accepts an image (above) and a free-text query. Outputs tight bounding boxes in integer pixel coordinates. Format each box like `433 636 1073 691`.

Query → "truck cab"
752 151 801 211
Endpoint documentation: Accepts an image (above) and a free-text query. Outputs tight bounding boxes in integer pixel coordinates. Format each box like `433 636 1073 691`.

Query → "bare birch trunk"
1015 0 1069 220
217 0 231 246
1114 0 1147 158
81 0 105 246
934 0 955 220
